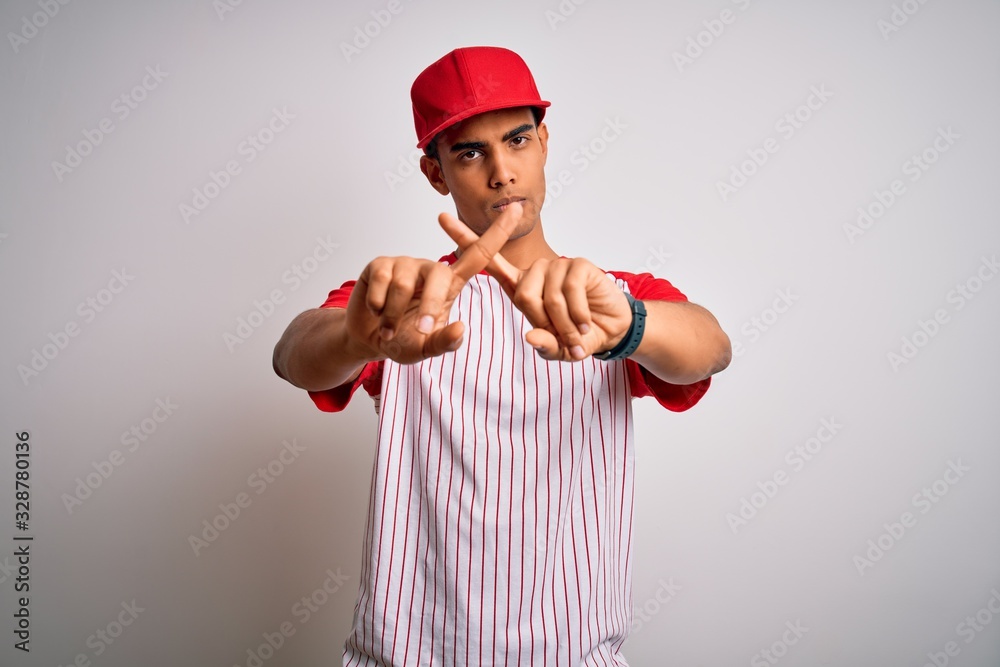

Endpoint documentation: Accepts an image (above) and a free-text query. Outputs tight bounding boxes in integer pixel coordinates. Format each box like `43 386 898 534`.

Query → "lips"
492 196 526 211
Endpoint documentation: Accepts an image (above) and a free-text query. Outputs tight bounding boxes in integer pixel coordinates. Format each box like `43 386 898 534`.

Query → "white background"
2 0 999 665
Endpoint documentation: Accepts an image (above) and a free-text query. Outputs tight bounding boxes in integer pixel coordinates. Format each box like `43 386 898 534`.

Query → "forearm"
272 308 377 392
627 300 731 385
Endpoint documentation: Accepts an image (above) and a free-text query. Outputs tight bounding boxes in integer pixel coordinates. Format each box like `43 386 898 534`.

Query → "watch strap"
593 293 646 361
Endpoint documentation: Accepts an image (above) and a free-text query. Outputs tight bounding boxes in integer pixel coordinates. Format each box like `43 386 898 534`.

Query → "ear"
420 155 450 196
537 121 549 165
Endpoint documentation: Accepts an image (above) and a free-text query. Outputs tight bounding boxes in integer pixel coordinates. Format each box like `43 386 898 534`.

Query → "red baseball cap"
411 46 551 150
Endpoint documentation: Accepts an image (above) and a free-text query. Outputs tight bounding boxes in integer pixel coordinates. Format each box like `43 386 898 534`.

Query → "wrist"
593 294 646 361
336 318 384 366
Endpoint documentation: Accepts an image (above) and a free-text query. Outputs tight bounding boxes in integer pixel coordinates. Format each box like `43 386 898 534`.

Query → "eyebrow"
448 123 535 154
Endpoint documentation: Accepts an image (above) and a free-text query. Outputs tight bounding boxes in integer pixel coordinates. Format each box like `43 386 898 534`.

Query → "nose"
489 152 516 188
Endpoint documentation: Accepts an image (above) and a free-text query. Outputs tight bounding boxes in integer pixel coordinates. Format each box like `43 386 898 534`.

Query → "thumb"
422 320 466 359
524 328 563 360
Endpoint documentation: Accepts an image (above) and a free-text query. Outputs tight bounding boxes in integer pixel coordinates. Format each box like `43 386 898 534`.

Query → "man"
273 46 730 666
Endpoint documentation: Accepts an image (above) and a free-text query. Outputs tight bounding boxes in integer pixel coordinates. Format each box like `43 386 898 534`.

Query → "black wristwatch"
593 293 646 361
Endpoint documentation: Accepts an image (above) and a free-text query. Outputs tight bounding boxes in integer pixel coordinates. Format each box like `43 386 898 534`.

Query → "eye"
511 136 529 146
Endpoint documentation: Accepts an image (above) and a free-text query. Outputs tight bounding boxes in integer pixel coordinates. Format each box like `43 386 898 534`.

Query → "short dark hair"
423 106 544 162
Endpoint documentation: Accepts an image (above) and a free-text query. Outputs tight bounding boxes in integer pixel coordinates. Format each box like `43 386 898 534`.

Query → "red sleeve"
306 279 383 413
609 270 712 412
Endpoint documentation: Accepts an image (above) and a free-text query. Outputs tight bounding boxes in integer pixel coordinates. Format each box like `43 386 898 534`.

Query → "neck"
501 221 560 269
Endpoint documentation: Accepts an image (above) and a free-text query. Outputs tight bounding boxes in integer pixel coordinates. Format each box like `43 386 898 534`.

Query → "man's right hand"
344 201 524 365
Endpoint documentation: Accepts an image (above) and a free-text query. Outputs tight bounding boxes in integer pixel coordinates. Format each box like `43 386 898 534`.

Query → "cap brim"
416 100 551 150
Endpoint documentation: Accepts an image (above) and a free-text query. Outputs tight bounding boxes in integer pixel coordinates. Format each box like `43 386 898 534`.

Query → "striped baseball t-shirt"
309 252 710 667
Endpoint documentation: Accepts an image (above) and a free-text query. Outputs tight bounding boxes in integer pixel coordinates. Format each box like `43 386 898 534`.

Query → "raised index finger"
446 201 524 283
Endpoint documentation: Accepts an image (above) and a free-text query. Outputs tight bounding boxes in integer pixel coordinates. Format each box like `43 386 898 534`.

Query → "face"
420 107 548 241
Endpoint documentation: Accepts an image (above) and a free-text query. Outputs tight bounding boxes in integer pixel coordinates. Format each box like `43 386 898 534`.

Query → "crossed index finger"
445 201 524 285
439 211 521 295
